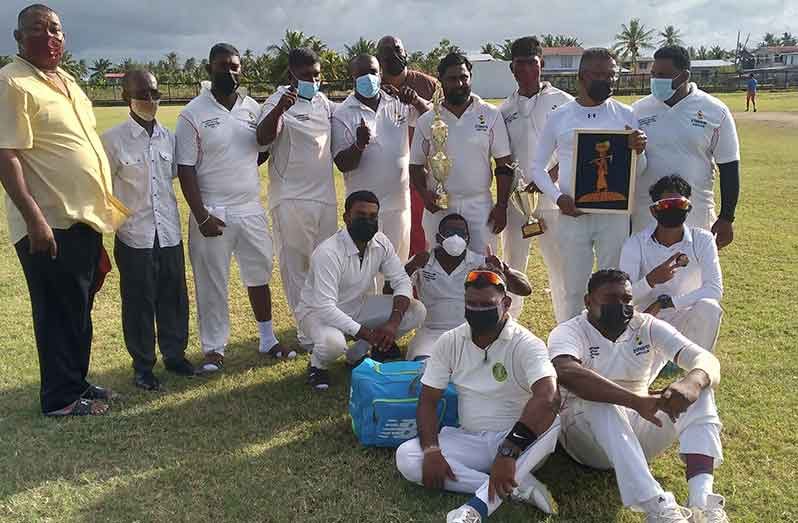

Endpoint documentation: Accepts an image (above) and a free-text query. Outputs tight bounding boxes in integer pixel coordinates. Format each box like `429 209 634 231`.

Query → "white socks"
258 320 279 352
688 473 714 508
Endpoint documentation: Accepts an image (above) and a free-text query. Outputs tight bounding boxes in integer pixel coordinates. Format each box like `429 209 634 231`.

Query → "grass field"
1 91 797 523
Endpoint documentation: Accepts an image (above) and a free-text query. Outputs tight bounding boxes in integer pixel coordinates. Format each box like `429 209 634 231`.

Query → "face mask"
23 34 64 70
355 74 381 98
465 304 503 336
650 77 681 102
654 208 689 228
212 71 239 96
130 99 159 122
595 303 634 332
384 54 407 76
296 79 319 100
347 217 379 243
440 234 467 257
445 88 471 106
587 79 613 102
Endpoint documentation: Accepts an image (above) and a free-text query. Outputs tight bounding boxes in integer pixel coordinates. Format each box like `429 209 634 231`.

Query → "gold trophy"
428 85 452 209
508 162 544 238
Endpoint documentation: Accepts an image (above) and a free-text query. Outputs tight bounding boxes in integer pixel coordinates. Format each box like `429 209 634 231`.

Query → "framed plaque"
570 129 637 214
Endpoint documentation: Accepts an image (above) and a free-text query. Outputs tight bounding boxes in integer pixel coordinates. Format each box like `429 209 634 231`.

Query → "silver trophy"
508 162 543 238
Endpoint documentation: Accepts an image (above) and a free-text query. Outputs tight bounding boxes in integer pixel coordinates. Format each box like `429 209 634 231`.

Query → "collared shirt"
620 223 723 310
410 94 511 202
101 116 181 249
501 84 574 210
747 78 757 92
0 56 129 244
332 92 417 211
296 228 413 336
411 249 483 331
548 311 695 396
633 85 740 220
401 70 438 102
531 97 646 205
260 86 337 211
422 319 556 433
175 86 265 215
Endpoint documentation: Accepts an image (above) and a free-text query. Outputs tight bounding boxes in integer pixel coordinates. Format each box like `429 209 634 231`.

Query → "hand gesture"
632 393 663 427
653 379 702 423
398 86 420 106
199 214 226 237
356 118 371 149
421 189 443 214
556 194 584 217
409 251 431 272
711 217 734 249
645 252 684 287
626 125 647 153
277 87 298 112
27 217 57 259
488 455 518 502
488 204 508 234
372 320 400 351
422 450 456 490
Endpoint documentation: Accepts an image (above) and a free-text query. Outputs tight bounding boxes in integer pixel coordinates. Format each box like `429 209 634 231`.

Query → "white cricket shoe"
646 492 692 523
446 505 482 523
510 474 558 514
690 494 730 523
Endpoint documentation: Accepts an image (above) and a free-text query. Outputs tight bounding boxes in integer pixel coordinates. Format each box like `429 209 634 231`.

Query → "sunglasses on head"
651 197 692 212
465 270 506 289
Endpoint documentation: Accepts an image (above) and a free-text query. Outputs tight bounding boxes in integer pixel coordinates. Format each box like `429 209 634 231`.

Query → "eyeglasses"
465 270 506 289
650 197 692 212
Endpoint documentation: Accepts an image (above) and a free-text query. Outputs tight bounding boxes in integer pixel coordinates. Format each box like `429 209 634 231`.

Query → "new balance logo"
587 113 597 119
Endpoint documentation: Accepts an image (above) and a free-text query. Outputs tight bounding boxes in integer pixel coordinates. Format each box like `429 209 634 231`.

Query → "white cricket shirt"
633 85 740 219
500 84 574 210
410 94 511 201
102 117 181 249
175 87 265 214
422 319 556 433
332 92 417 211
620 223 723 310
260 86 337 211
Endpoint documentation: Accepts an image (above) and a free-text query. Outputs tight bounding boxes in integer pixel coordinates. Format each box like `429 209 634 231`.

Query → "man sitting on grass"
396 268 559 522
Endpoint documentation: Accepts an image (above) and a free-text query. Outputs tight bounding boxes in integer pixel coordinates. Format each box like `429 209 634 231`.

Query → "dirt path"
733 111 798 128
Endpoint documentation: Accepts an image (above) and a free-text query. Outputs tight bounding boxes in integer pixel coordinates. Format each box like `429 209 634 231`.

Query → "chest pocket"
117 152 147 175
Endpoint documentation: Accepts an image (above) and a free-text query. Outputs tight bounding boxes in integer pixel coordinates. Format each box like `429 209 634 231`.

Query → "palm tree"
781 32 797 46
761 32 778 46
268 29 327 85
59 51 85 79
164 52 180 74
89 57 113 82
540 34 582 47
319 49 347 82
696 46 709 60
613 18 656 71
658 25 684 47
344 37 378 61
480 42 501 59
687 46 697 59
708 45 727 60
0 55 11 68
498 39 514 60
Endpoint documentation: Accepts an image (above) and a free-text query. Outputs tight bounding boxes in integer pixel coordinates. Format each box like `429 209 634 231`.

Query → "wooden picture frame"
570 129 637 214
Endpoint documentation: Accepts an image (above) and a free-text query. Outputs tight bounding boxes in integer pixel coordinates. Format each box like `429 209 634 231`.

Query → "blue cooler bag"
349 358 458 447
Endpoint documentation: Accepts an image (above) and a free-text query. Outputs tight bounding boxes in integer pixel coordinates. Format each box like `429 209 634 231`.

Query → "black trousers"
114 235 189 374
15 224 101 413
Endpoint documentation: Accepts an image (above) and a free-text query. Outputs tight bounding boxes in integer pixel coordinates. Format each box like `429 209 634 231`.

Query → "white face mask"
130 99 159 122
441 234 467 257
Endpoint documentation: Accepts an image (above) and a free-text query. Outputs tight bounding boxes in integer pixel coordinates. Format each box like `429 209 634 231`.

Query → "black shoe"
134 371 161 391
371 343 402 362
164 357 195 376
307 365 330 391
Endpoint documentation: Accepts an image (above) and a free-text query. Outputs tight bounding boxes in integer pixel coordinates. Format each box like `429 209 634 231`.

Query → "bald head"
350 54 380 78
376 35 407 78
17 4 55 30
14 4 64 71
122 69 158 103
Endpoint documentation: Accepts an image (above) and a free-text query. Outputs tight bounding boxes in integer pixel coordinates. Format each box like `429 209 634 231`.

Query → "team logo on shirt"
421 269 438 281
633 336 651 356
691 110 708 128
475 114 489 132
588 346 601 359
295 113 310 122
504 112 520 125
551 104 559 111
586 113 597 119
202 117 222 129
638 115 657 127
492 362 508 382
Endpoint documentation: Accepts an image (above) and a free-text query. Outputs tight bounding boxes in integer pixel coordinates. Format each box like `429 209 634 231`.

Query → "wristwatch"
497 443 520 460
657 294 674 309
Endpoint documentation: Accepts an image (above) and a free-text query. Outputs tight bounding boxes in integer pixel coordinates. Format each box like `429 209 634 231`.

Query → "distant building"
751 45 798 69
103 72 125 85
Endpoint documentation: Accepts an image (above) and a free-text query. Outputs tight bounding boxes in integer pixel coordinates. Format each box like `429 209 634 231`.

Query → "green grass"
1 91 797 522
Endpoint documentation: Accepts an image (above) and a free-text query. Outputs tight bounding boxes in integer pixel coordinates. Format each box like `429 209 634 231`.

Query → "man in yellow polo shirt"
0 4 129 417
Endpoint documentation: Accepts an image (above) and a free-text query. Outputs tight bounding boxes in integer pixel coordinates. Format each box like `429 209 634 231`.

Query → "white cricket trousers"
557 213 630 321
500 203 531 319
302 296 426 369
406 326 449 360
559 390 723 509
189 210 273 355
396 418 561 517
271 200 338 316
659 298 723 353
537 209 569 324
379 207 411 263
423 195 497 256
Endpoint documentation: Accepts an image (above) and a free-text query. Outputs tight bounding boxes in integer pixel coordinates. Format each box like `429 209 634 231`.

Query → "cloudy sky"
1 0 795 63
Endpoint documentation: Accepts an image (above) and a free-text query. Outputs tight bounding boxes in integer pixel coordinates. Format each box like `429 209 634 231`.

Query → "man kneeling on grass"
396 268 560 522
549 269 729 523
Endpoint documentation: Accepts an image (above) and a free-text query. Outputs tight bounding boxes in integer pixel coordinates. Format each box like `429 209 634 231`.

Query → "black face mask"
465 306 501 336
212 71 239 97
445 88 471 106
347 217 379 243
595 303 634 332
384 54 407 76
587 79 613 102
654 209 689 228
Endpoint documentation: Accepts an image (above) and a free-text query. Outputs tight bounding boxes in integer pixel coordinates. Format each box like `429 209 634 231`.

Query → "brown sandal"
45 398 109 417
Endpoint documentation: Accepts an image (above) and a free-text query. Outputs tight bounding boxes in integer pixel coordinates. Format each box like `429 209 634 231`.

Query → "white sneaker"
646 493 692 523
446 505 482 523
510 474 557 514
690 494 730 523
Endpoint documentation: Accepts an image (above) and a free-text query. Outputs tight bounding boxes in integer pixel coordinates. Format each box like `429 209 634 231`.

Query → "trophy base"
521 222 544 239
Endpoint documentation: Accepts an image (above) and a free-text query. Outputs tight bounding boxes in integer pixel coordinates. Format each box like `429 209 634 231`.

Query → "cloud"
0 0 793 63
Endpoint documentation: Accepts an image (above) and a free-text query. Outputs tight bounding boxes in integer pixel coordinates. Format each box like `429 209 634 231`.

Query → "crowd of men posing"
1 4 742 523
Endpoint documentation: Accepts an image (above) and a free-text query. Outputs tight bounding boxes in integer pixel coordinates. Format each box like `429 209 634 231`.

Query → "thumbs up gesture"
356 117 371 150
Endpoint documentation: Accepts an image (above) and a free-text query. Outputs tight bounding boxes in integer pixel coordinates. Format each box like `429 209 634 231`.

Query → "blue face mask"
650 77 678 102
296 79 319 100
355 73 381 98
